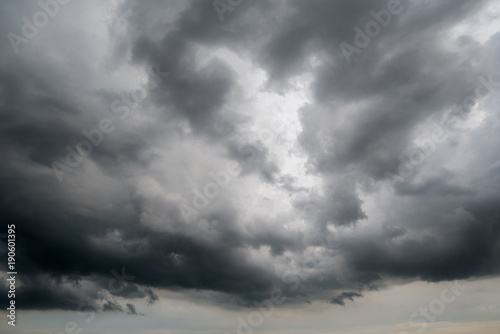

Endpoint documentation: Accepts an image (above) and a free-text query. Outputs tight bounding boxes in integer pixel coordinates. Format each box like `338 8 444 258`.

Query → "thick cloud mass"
0 0 499 313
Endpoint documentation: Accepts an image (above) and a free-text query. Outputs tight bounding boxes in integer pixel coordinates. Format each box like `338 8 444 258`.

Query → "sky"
0 0 500 333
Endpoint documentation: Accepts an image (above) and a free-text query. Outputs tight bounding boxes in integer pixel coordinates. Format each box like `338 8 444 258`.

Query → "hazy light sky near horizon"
0 0 499 333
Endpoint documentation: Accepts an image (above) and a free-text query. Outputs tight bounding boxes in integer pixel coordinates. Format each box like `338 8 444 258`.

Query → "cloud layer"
0 0 499 313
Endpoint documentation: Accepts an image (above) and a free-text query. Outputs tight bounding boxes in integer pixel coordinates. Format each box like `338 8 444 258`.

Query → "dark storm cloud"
329 291 363 306
226 139 280 182
0 46 157 184
126 3 239 136
126 303 142 315
342 220 500 283
294 177 367 230
2 0 286 312
0 274 94 311
0 0 499 313
278 0 500 291
288 0 491 179
144 288 159 304
103 301 123 312
118 0 285 181
256 0 404 89
0 197 281 307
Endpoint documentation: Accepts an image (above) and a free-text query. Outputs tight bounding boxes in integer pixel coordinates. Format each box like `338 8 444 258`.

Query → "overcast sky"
1 0 500 333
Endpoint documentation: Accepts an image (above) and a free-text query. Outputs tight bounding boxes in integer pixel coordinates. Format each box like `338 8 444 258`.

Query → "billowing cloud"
0 0 499 318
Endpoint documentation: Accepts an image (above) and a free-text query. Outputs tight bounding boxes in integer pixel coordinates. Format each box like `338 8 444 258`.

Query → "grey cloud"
0 0 499 314
145 288 159 304
103 301 123 312
294 177 367 230
329 291 363 306
126 303 143 315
